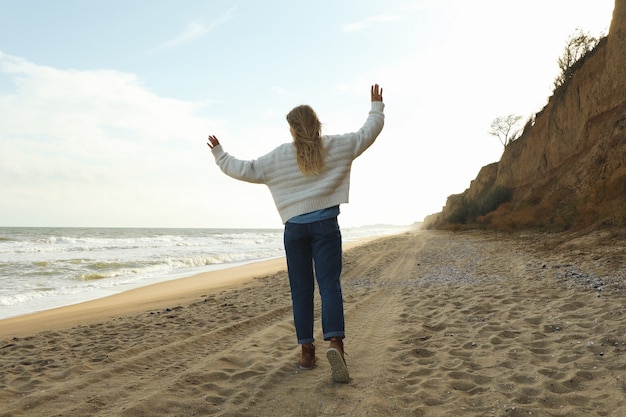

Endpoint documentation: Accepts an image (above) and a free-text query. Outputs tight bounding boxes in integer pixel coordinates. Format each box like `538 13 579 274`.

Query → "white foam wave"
0 226 410 319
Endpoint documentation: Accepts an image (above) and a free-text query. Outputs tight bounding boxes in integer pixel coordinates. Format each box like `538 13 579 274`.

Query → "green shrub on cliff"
448 186 513 225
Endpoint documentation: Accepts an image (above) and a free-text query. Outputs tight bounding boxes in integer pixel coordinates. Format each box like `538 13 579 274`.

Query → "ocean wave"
0 226 409 319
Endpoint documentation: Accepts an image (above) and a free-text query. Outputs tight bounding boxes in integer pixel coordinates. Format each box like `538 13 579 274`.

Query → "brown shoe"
326 337 350 383
299 343 316 370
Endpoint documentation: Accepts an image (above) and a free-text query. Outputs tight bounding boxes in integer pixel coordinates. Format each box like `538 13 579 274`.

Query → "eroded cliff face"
427 0 626 231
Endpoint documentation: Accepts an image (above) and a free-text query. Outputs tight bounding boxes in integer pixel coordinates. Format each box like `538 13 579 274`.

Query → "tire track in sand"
236 232 430 417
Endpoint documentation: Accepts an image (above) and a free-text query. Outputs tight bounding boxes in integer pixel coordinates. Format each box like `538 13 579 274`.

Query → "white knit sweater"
211 101 385 223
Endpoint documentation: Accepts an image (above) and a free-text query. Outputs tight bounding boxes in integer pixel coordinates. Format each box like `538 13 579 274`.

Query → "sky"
0 0 615 229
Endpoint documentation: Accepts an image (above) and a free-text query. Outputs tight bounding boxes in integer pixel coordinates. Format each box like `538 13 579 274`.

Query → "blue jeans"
283 217 345 344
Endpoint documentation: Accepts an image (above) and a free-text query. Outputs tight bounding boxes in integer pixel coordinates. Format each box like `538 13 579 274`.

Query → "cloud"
342 14 404 32
158 21 211 50
150 5 237 52
270 86 289 96
0 52 217 226
0 53 209 144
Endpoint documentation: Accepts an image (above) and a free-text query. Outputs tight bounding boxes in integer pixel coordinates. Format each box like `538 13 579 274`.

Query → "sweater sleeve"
211 145 266 184
342 101 385 158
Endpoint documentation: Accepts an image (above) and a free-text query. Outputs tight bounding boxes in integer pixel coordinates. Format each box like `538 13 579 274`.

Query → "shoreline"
0 238 373 339
0 256 287 339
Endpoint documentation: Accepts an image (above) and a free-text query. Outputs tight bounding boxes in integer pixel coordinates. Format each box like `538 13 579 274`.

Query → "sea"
0 225 411 320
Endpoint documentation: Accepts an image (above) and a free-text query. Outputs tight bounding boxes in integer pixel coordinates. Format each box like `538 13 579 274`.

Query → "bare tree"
489 114 522 149
553 28 600 90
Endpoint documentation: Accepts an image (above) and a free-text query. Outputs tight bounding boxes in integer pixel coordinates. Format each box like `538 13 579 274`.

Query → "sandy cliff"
428 0 626 231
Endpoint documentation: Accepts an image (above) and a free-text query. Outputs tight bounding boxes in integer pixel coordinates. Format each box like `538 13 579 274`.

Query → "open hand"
371 84 383 102
207 135 220 149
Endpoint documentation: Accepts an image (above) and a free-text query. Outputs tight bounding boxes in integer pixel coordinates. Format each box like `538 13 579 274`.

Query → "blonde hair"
286 105 326 175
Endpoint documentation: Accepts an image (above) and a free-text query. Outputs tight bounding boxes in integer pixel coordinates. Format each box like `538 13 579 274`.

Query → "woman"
207 84 384 383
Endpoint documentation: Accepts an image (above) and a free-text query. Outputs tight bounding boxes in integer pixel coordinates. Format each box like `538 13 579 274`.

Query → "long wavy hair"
286 105 326 175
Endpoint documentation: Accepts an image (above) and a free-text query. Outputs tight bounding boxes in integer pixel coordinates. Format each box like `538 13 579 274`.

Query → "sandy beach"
1 229 625 416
